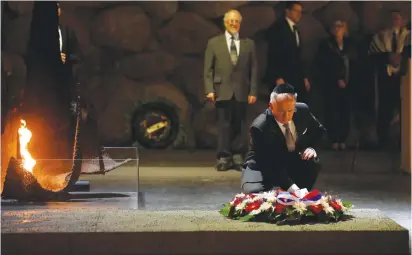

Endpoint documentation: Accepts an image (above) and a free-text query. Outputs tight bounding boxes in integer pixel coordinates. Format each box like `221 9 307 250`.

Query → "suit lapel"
283 18 299 49
292 109 307 142
219 35 233 68
232 38 246 69
267 110 287 148
238 39 246 58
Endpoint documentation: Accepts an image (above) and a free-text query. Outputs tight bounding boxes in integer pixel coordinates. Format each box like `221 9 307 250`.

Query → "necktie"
392 31 398 52
293 25 299 46
283 123 295 152
230 36 238 66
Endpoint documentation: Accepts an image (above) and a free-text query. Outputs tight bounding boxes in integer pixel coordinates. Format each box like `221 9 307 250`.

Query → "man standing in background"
369 10 410 149
266 1 311 104
204 9 258 172
57 2 82 103
57 2 130 174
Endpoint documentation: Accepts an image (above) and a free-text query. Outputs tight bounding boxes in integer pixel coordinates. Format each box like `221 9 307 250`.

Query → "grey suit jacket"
203 34 258 102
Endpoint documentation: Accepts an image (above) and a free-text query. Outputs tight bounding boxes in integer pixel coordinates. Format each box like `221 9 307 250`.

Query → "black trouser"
242 153 321 193
377 73 401 145
324 88 351 143
215 97 248 159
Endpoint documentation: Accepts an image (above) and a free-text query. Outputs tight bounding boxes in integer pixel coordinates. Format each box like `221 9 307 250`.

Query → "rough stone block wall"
1 1 411 149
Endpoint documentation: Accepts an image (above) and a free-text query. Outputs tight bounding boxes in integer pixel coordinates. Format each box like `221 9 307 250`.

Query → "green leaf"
305 210 315 217
334 211 343 219
286 207 295 215
219 204 231 217
342 202 352 208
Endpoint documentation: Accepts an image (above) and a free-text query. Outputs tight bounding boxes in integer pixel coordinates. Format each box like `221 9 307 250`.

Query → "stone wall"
2 1 411 149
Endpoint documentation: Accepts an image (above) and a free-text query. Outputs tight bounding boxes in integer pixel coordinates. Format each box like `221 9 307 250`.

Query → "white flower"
252 195 262 201
250 209 262 215
261 190 277 200
323 205 335 215
293 201 307 215
235 193 246 198
260 202 273 212
320 196 330 208
235 198 253 211
320 196 329 204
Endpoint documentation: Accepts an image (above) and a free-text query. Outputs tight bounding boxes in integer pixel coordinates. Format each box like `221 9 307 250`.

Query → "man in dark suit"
369 10 410 149
204 9 259 172
241 84 325 193
58 3 121 173
57 2 82 102
266 1 311 104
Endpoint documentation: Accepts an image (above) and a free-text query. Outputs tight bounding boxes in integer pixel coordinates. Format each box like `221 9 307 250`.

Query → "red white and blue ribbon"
276 190 323 206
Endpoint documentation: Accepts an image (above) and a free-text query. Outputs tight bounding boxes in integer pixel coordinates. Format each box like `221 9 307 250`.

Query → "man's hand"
304 78 311 92
61 53 66 64
301 147 317 160
248 95 256 104
206 92 215 104
338 79 346 89
276 78 286 85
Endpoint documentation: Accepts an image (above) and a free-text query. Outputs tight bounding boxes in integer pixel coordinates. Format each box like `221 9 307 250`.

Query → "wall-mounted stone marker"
1 209 409 254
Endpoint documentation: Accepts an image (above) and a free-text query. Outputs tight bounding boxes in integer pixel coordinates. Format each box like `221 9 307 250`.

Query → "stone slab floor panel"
1 209 410 254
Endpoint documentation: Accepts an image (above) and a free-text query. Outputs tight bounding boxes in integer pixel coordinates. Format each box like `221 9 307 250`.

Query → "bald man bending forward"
241 86 326 193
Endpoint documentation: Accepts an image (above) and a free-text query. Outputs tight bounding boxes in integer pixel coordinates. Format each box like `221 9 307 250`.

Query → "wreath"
219 189 353 224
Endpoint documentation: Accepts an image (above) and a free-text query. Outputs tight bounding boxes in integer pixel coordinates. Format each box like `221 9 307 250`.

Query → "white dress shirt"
225 30 240 56
286 17 299 46
275 119 297 142
58 26 63 52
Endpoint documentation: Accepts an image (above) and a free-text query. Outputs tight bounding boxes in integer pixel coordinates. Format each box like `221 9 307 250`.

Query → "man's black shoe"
216 157 232 171
232 154 244 171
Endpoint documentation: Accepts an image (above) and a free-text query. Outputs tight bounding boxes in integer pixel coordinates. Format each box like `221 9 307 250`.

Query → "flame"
18 119 36 172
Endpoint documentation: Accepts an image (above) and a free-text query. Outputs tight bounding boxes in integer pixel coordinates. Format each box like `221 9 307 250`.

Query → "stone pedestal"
1 209 409 254
401 59 411 174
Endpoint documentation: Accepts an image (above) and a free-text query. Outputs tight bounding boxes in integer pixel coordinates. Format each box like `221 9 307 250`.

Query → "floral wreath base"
219 189 353 225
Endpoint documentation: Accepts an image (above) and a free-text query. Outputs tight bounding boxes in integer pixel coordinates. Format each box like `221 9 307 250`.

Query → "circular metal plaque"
132 103 179 149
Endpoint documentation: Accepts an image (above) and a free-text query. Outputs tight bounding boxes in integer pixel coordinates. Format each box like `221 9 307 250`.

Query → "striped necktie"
283 123 295 152
230 36 238 66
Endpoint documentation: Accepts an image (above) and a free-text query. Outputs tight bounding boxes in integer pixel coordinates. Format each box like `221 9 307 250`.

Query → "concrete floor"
2 150 411 237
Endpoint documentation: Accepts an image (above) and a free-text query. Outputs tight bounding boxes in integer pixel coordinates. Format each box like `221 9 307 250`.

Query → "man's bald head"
269 84 297 124
224 10 242 35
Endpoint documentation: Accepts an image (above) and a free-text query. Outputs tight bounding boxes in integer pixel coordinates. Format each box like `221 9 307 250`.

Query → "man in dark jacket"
241 84 326 193
266 1 311 104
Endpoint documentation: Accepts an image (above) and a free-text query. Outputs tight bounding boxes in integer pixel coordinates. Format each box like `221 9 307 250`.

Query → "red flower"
232 198 242 207
248 194 256 199
309 205 323 214
245 201 262 212
330 202 342 211
274 204 287 213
